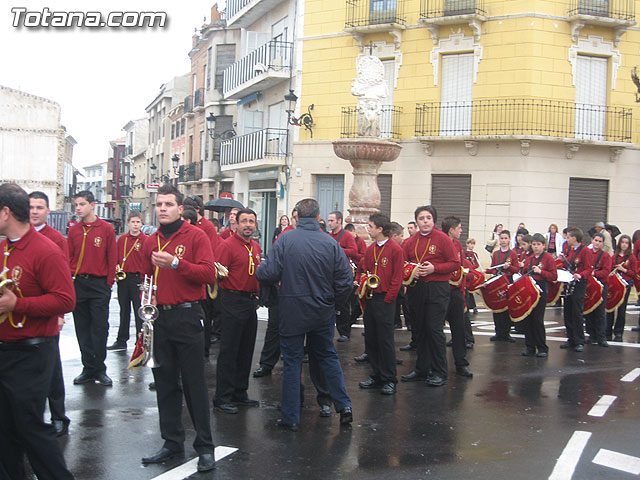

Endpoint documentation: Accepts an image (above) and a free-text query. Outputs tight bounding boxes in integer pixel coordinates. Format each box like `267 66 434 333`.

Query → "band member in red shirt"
607 234 637 341
219 207 239 241
68 190 117 386
214 208 262 415
357 214 404 395
107 211 147 351
521 234 557 357
561 228 593 352
29 190 72 437
345 222 367 327
584 233 611 346
463 238 480 345
401 205 458 387
0 183 76 479
328 210 361 342
140 184 217 472
442 216 473 378
485 230 519 342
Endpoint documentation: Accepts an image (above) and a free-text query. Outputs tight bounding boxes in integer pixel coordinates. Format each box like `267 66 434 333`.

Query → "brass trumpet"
115 265 126 281
365 273 380 299
137 274 159 368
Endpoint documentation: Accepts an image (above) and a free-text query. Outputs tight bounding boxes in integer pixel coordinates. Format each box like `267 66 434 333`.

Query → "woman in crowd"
485 223 503 254
272 215 290 243
606 234 637 341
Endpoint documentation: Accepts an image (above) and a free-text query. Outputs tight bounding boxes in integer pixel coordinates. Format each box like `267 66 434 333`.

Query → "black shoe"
214 403 239 414
395 358 404 365
354 353 369 362
52 419 69 437
339 407 353 424
276 419 299 431
536 351 549 358
359 378 381 389
210 336 219 344
107 341 127 351
380 382 397 395
319 405 331 417
394 323 403 330
401 371 426 382
559 342 573 349
446 339 453 347
234 398 259 407
337 335 350 342
465 342 474 349
197 454 216 472
73 372 94 385
148 382 156 391
632 327 640 332
505 335 516 343
521 349 536 357
613 335 623 342
95 373 113 386
574 344 584 352
456 366 473 377
425 375 447 387
302 353 309 363
253 366 272 378
142 447 184 464
490 335 499 342
598 340 609 347
399 344 415 351
473 309 478 314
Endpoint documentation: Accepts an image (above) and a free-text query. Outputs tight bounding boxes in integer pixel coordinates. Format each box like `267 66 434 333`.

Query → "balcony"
567 0 635 44
184 95 193 115
193 88 205 110
220 128 288 171
415 98 632 143
223 41 292 99
340 105 403 139
178 161 203 183
419 0 487 43
226 0 287 28
345 0 406 49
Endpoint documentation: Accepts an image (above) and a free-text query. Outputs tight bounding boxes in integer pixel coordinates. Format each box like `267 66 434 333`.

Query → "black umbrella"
204 198 244 212
605 224 621 238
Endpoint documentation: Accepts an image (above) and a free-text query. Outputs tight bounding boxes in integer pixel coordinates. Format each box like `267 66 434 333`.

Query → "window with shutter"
575 55 607 141
440 53 473 136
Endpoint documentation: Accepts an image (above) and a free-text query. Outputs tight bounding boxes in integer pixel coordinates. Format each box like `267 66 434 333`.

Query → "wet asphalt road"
42 294 640 480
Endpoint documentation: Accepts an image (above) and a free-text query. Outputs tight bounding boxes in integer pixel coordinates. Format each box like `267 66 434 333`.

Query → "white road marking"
593 449 640 475
149 446 238 480
621 368 640 383
548 431 592 480
587 395 617 417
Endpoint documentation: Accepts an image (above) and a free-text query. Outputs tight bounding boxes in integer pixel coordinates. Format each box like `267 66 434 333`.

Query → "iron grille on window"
345 0 406 28
567 0 635 21
194 88 204 108
341 105 402 139
420 0 485 19
184 96 193 113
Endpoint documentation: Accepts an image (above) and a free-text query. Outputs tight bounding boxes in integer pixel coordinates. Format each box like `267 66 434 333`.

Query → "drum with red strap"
507 275 542 322
402 262 420 286
583 275 604 315
634 272 640 293
465 269 485 292
480 275 509 313
449 266 465 287
606 272 628 313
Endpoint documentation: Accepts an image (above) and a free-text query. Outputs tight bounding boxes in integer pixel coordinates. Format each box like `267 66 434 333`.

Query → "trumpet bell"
365 274 380 290
0 278 15 294
138 304 159 321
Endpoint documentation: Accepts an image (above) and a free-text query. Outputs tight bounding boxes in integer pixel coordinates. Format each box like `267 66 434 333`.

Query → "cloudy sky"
0 1 220 168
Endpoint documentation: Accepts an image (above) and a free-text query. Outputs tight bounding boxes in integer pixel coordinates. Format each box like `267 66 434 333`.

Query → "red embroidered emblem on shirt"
429 245 436 255
175 245 186 259
94 236 102 247
381 257 389 267
11 266 22 286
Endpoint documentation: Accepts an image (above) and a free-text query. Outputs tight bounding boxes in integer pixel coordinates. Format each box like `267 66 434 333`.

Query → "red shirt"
329 228 361 264
486 248 519 276
450 239 474 292
402 230 459 283
355 235 367 261
0 227 76 341
464 250 480 269
68 217 118 286
634 239 640 262
36 223 68 261
358 239 404 303
117 232 148 274
276 224 294 242
590 248 612 283
217 233 262 293
219 228 234 241
197 217 219 253
562 241 570 257
141 221 216 305
524 252 557 284
566 244 593 278
612 253 637 284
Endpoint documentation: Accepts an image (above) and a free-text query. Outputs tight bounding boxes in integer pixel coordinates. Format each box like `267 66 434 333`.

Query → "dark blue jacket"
256 217 353 336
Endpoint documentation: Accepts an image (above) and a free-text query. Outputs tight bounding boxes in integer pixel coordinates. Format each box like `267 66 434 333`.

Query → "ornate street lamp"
284 89 314 137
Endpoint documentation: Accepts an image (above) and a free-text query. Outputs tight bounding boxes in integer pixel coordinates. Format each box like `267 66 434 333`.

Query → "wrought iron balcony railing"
341 105 402 139
415 99 632 143
223 41 293 97
186 161 203 181
345 0 406 28
420 0 485 19
226 0 251 21
567 0 635 21
194 88 205 108
184 95 193 114
220 128 288 167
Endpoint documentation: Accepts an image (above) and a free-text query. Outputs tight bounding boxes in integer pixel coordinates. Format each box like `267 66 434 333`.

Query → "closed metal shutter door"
377 174 392 219
431 174 471 244
568 177 608 241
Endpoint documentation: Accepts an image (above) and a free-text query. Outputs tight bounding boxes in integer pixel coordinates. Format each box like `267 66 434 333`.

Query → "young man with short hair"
108 211 147 351
407 221 417 237
68 190 117 386
219 207 239 241
585 233 611 346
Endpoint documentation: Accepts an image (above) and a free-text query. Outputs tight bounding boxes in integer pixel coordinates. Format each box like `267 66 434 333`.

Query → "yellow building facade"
291 0 640 257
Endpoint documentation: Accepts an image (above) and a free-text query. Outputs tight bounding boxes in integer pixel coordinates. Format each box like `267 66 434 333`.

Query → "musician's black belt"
0 336 56 349
76 274 107 280
159 302 196 311
222 289 257 299
368 291 388 297
124 272 141 276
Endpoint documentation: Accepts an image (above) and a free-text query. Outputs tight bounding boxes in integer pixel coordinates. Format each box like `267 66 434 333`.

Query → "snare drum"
547 282 562 305
480 275 509 313
583 276 604 315
556 269 574 283
507 275 542 322
606 272 629 313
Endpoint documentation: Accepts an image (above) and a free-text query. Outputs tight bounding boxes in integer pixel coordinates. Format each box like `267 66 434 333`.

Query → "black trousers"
0 339 74 479
363 294 397 383
152 303 213 454
258 297 281 370
563 280 587 346
447 288 469 367
48 334 69 423
335 288 356 338
586 284 608 341
492 311 511 338
407 281 450 378
214 290 258 405
73 276 111 376
465 289 477 310
463 292 475 344
606 285 632 338
201 295 216 356
523 281 548 353
116 274 142 344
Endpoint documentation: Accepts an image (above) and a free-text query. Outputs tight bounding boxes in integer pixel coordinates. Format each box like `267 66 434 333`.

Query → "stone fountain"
332 54 402 242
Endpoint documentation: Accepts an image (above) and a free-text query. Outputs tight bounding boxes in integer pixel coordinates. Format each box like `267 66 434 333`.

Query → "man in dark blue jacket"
256 198 353 431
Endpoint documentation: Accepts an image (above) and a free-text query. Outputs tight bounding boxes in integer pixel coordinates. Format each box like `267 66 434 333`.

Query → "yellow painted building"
290 0 640 257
